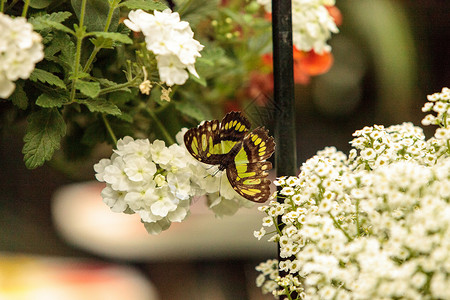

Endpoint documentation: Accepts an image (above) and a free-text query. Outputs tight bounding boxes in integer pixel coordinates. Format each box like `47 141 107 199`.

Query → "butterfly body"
184 111 275 203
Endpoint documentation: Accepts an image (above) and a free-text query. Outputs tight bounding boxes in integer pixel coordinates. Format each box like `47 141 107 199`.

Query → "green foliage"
119 0 168 11
36 93 66 108
29 69 66 89
1 0 273 170
22 109 67 169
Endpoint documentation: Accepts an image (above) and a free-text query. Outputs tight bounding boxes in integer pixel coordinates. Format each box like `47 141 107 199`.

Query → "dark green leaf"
9 82 28 110
119 0 168 11
75 80 101 98
90 37 115 49
82 98 121 115
71 0 120 32
30 69 66 89
173 99 207 121
36 93 66 108
22 109 66 169
90 32 132 44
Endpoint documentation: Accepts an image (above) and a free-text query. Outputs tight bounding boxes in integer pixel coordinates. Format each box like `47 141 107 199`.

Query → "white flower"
124 9 203 86
0 13 44 98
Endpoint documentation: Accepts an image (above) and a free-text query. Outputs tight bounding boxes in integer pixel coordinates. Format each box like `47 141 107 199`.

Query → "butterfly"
184 111 275 203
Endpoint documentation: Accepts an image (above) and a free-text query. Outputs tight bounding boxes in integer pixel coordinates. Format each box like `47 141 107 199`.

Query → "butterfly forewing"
184 119 224 165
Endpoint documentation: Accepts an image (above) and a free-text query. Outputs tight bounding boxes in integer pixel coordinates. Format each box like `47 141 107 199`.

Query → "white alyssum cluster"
255 88 450 299
94 130 251 234
0 13 44 98
256 0 339 53
124 9 204 86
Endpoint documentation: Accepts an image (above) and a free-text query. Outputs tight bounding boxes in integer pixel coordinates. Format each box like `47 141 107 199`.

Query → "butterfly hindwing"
226 127 275 203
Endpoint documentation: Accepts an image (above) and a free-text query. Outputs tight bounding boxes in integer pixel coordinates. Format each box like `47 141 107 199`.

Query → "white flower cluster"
124 9 204 86
255 89 450 299
0 13 44 98
256 0 339 53
94 131 251 234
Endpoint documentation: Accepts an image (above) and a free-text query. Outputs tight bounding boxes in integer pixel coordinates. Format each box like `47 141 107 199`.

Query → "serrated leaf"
30 69 66 89
22 109 66 169
39 19 74 34
119 0 168 11
174 99 206 121
36 93 66 108
9 82 28 110
30 11 72 31
75 80 100 98
90 32 132 44
82 98 121 115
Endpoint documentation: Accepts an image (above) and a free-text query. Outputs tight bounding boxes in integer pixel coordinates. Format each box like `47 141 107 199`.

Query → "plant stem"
70 0 88 103
98 80 137 95
0 0 5 12
146 107 175 145
83 0 120 73
355 198 361 236
102 114 118 145
328 212 353 241
21 0 30 17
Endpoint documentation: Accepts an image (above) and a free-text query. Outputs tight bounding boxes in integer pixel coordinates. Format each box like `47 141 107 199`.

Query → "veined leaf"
174 99 207 121
9 82 28 110
75 80 100 98
81 98 121 115
30 69 66 89
119 0 168 11
71 0 120 32
29 0 53 9
90 32 133 44
29 11 72 31
39 19 74 34
22 109 66 169
36 93 67 108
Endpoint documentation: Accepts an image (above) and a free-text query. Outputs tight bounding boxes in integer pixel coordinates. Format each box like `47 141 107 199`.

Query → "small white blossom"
0 13 44 98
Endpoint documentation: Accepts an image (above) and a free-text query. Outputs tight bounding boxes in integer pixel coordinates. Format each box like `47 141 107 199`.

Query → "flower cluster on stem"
255 88 450 299
124 9 204 86
94 130 252 234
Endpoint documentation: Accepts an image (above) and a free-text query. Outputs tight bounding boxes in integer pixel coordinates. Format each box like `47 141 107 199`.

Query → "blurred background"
0 0 448 299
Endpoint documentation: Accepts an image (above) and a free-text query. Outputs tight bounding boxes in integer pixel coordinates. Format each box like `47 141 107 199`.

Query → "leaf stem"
328 212 353 241
21 0 30 17
98 80 137 95
70 0 88 103
83 0 120 73
102 114 117 145
145 107 175 145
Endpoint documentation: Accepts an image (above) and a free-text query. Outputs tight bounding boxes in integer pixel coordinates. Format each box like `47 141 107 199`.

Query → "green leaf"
30 11 72 31
82 98 121 115
36 93 66 108
29 0 53 9
9 82 28 110
29 69 66 89
90 32 132 44
90 37 115 49
22 109 66 169
119 0 168 11
173 99 207 121
71 0 120 32
75 80 101 98
39 19 74 34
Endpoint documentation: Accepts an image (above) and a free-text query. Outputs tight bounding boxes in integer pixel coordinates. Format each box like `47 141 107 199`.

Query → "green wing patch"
184 111 275 203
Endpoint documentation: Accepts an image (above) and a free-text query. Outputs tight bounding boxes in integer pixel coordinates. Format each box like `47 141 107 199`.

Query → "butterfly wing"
184 111 252 166
226 127 275 203
184 119 225 165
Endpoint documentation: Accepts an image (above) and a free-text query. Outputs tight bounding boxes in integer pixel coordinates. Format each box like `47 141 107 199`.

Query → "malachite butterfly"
184 111 275 203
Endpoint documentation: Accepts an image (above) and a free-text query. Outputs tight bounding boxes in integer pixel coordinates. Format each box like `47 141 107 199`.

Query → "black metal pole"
272 0 296 177
272 0 297 298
